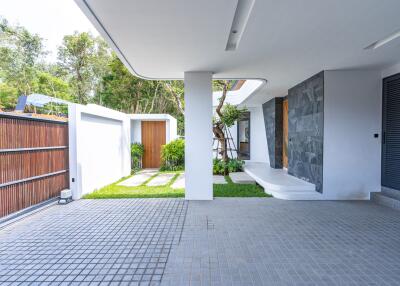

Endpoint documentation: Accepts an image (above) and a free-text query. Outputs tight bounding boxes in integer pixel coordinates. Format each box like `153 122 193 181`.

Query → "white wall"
131 120 141 143
248 106 269 163
323 70 381 200
221 106 269 164
69 104 131 199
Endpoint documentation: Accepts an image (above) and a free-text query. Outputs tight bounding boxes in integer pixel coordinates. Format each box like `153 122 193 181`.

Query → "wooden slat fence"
0 114 69 218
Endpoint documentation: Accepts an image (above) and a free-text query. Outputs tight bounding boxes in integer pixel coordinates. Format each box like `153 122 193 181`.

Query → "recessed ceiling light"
364 29 400 50
225 0 255 51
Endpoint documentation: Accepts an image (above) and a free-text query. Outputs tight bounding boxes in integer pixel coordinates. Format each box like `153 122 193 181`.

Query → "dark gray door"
382 73 400 190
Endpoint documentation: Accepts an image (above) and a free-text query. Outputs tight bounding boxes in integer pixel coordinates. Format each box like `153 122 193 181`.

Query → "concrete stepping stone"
229 172 256 184
146 173 175 186
213 175 227 184
171 174 185 189
117 170 158 187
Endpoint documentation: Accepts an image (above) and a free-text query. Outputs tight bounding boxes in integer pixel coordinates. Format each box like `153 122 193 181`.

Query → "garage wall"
69 104 131 199
323 70 381 199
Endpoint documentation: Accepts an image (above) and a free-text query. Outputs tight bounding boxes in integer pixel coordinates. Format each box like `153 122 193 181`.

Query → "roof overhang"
75 0 400 98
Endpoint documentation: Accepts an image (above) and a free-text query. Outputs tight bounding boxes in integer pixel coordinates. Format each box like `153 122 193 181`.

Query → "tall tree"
57 32 110 104
213 80 247 174
0 17 45 96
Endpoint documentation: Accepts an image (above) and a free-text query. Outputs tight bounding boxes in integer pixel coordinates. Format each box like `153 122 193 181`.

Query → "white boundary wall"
69 104 131 199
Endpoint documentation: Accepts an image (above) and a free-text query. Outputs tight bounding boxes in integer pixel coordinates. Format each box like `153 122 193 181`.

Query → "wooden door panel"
141 121 166 168
282 99 289 168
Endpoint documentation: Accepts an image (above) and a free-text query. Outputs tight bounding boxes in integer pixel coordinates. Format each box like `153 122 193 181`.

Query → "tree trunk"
212 81 230 175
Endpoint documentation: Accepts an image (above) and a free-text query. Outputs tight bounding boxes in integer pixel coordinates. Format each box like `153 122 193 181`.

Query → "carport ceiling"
77 0 400 96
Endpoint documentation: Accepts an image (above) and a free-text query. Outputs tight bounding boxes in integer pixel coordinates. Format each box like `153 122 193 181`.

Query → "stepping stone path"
213 175 227 184
171 174 185 189
117 169 158 187
119 171 232 189
146 173 175 186
229 172 256 184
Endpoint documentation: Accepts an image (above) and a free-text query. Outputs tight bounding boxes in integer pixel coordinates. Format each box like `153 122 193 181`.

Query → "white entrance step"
244 162 323 200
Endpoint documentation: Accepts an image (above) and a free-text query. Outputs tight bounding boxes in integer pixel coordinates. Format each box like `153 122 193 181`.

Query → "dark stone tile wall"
262 98 283 168
288 71 324 192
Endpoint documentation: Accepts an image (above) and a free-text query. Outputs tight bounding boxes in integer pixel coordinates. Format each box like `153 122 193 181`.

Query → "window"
237 112 250 160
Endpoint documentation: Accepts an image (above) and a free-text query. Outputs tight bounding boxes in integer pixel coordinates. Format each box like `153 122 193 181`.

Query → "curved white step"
244 162 323 200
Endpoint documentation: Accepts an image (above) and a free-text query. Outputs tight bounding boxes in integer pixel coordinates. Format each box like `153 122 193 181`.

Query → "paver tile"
0 199 187 285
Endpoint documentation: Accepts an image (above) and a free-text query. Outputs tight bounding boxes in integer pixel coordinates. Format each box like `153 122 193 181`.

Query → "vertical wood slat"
0 115 69 218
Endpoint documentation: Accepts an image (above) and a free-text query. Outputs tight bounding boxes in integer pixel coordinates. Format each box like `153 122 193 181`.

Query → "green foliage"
0 17 45 96
83 172 185 199
97 55 184 125
83 171 270 199
220 103 247 128
213 158 244 175
213 176 270 197
0 83 18 110
160 139 185 171
57 32 110 104
131 143 144 170
0 16 185 123
35 72 72 101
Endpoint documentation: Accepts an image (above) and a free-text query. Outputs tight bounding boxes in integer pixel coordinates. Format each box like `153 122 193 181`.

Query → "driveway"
0 199 400 285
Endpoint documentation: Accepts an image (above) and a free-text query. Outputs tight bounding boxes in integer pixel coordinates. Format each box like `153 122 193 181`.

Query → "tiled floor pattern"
0 199 187 286
1 198 400 285
162 198 400 286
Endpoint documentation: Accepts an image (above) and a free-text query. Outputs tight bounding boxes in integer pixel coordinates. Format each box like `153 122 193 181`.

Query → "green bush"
160 139 185 171
213 158 244 175
131 143 144 170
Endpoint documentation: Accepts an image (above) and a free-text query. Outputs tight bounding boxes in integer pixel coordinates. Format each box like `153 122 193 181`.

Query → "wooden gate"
141 121 166 168
0 114 69 218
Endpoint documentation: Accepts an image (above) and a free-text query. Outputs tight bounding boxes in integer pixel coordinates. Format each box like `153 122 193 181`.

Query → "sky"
0 0 99 62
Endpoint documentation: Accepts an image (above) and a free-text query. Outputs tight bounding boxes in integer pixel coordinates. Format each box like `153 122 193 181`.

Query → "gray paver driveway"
0 198 400 285
0 199 187 286
162 199 400 286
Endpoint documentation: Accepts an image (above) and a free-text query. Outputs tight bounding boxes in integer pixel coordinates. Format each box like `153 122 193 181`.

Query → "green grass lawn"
83 172 271 199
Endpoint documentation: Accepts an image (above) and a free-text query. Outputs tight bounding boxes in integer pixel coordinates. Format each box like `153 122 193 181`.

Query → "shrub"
131 143 144 170
160 139 185 171
213 158 244 175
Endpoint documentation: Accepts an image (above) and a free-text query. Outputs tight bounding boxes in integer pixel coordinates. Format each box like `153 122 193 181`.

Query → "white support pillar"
184 72 213 200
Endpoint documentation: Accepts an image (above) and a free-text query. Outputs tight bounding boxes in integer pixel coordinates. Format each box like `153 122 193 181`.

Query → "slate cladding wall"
262 97 283 168
287 71 324 192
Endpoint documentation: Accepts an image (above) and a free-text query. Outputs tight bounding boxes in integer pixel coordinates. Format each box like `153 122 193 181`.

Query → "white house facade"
74 0 400 203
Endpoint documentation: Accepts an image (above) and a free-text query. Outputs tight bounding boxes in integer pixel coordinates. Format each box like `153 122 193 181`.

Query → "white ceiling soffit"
76 0 400 97
212 80 264 107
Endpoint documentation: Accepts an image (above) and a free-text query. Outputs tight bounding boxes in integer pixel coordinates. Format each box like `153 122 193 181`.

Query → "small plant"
160 139 185 171
213 158 244 175
131 143 144 171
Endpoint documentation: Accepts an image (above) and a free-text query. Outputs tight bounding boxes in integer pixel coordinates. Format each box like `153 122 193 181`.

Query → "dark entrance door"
382 73 400 190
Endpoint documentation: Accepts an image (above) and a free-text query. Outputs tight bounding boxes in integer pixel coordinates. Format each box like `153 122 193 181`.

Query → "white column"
184 72 213 200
